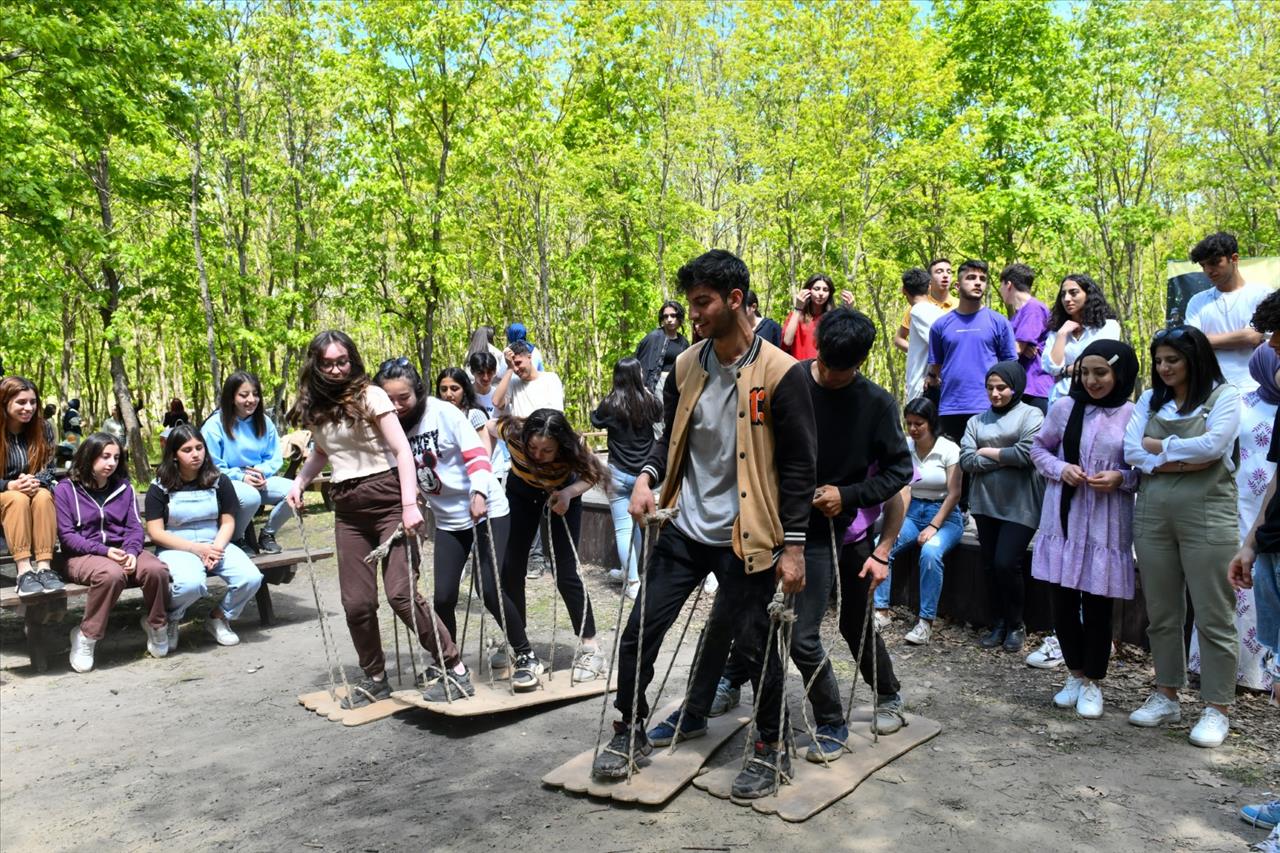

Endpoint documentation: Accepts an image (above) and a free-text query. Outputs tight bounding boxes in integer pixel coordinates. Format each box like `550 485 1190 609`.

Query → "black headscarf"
985 361 1026 414
1059 339 1139 536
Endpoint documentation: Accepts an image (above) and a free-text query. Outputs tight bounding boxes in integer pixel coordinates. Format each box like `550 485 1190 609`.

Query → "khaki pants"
1134 468 1239 706
0 488 56 563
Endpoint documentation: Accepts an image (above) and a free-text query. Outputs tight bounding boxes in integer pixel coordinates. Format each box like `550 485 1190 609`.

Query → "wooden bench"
0 544 334 672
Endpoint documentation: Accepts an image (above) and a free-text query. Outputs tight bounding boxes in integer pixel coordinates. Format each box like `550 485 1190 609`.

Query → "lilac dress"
1030 397 1138 599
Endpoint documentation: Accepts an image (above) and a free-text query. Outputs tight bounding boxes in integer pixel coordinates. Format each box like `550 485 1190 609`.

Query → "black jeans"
837 536 901 697
705 530 846 726
614 526 786 741
433 515 531 655
1052 584 1114 680
503 478 595 639
973 514 1037 629
940 413 976 512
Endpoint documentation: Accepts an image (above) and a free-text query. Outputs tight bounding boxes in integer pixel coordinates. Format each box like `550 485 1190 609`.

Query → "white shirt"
909 435 960 501
403 398 507 529
506 371 564 417
1122 385 1242 474
905 301 946 402
1041 319 1122 406
1185 283 1271 391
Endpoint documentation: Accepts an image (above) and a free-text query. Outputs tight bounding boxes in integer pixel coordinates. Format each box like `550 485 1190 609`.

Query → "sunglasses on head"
379 356 412 372
1152 326 1189 344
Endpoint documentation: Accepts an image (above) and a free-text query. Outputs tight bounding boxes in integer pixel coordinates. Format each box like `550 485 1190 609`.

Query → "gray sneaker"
591 722 651 780
709 677 741 717
423 667 475 702
873 695 907 735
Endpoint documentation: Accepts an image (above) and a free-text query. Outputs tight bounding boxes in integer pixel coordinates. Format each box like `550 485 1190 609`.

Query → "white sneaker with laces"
624 580 640 601
205 616 240 647
607 568 624 582
904 619 932 645
140 616 169 658
1188 707 1230 748
1128 692 1181 727
1026 635 1065 669
69 626 96 673
572 647 607 682
1053 675 1084 708
873 610 893 632
1076 682 1104 719
166 619 181 652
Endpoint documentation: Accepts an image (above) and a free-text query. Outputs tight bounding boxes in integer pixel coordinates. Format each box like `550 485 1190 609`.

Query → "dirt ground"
2 508 1277 853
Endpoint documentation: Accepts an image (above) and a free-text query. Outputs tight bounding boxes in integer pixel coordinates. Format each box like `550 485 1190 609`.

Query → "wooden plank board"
692 707 942 822
391 670 616 717
297 687 415 727
541 701 749 805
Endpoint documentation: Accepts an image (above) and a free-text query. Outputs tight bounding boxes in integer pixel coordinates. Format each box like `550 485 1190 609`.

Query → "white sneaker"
1076 682 1104 719
624 580 640 601
904 619 932 645
1026 635 1065 669
166 619 181 652
204 616 240 647
607 568 625 582
1188 707 1230 748
1128 692 1182 727
873 610 893 632
1053 675 1084 708
140 616 169 658
702 574 719 595
572 647 607 682
68 626 96 673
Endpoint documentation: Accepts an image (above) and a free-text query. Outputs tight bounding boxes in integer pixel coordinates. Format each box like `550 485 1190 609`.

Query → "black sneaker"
591 721 652 780
16 571 44 598
979 623 1007 649
340 676 392 709
414 665 445 688
1003 626 1026 653
35 569 65 592
511 653 543 692
233 538 258 557
256 530 282 555
731 741 792 801
423 667 475 702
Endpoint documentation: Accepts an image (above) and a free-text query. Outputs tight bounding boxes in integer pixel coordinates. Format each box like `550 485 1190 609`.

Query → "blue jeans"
161 543 263 622
608 466 642 583
230 476 295 540
1256 552 1280 677
876 498 963 621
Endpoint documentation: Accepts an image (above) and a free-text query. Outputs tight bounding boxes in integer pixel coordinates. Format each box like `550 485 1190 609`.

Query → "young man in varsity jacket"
591 249 817 800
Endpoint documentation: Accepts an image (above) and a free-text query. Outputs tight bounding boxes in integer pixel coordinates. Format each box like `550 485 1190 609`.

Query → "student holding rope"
652 308 911 764
489 408 611 690
374 359 521 700
285 332 469 707
591 249 816 801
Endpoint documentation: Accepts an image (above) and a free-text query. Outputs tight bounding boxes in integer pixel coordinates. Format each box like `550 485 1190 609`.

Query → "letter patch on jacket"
748 387 767 425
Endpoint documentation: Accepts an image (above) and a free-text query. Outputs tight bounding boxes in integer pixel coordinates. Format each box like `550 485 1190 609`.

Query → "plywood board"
297 687 415 726
391 670 616 717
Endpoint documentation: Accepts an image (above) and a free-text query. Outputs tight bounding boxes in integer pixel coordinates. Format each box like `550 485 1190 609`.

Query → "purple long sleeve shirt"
53 478 147 557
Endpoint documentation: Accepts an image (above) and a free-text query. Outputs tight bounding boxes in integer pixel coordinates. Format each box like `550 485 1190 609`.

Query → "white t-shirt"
506 371 565 417
909 435 960 501
906 300 946 402
310 386 397 482
1185 282 1271 391
1041 319 1122 406
403 398 507 530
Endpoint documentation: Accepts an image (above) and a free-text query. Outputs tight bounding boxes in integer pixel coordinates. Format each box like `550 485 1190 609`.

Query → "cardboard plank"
692 707 942 821
297 687 415 726
541 701 749 805
391 670 616 717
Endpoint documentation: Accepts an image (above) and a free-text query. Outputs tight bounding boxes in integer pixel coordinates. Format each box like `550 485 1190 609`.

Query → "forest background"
2 0 1278 481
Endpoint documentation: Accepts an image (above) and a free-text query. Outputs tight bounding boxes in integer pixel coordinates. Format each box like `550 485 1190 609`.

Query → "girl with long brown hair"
1 376 63 596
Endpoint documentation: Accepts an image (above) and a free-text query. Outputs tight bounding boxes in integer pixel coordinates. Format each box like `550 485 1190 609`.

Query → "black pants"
503 480 595 639
939 413 976 511
973 514 1036 629
837 537 901 697
1052 584 1114 680
712 531 849 725
433 515 532 655
614 526 787 741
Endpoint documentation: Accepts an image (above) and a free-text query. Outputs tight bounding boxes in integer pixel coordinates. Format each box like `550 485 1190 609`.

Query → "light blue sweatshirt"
200 412 283 480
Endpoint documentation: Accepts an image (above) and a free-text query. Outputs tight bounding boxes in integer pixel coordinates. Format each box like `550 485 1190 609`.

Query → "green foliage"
1 0 1277 433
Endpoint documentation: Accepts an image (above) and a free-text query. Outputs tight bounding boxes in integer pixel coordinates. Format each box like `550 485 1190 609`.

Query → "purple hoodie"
54 478 146 557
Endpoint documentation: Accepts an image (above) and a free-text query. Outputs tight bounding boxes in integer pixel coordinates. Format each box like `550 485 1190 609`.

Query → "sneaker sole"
1076 707 1103 720
1189 731 1228 748
1128 713 1180 728
1053 696 1079 709
648 728 708 748
905 636 930 646
1240 810 1279 830
804 748 845 764
1027 657 1065 669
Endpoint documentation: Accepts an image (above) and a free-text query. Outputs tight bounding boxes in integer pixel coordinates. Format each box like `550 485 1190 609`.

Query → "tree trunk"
190 113 222 393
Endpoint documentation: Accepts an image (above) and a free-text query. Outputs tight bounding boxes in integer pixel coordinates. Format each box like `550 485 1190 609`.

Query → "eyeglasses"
1152 326 1189 344
378 356 411 372
318 358 351 372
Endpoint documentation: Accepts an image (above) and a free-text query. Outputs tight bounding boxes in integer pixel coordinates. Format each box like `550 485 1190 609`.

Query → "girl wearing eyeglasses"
285 332 469 707
1123 325 1240 747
